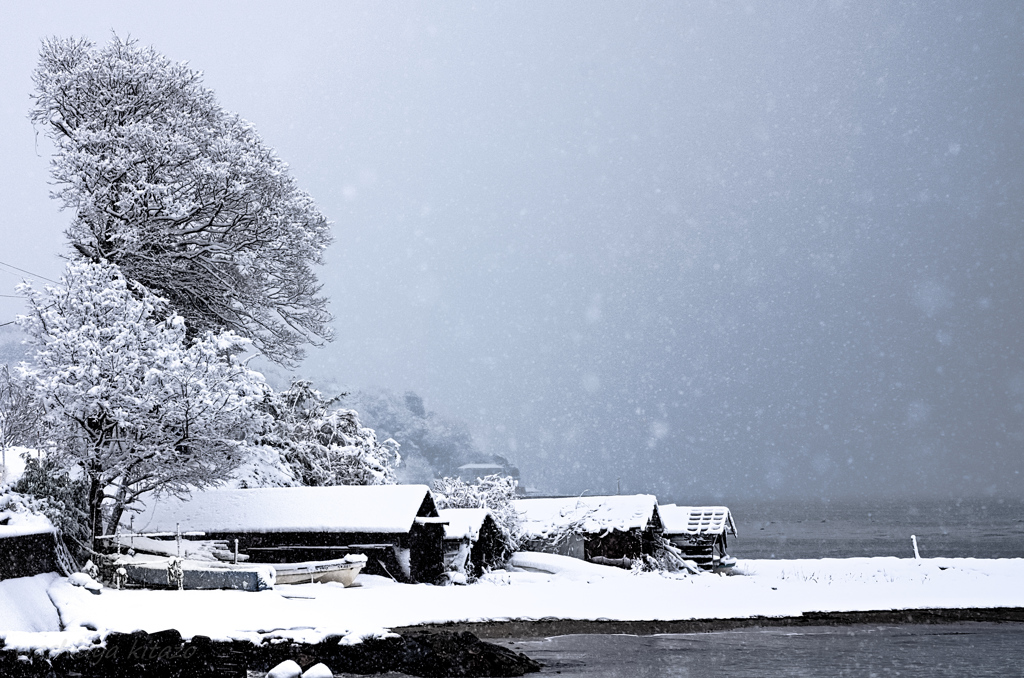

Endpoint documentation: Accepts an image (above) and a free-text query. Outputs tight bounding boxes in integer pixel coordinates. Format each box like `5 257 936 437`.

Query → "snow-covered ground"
2 554 1022 652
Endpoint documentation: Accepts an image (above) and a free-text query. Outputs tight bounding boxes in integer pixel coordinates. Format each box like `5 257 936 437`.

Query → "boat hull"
273 559 364 586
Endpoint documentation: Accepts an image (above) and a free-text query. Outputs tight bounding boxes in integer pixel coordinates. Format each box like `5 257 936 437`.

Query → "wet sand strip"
394 607 1024 639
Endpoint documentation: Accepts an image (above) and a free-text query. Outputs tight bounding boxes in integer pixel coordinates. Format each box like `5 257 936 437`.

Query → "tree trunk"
88 474 105 553
106 482 129 543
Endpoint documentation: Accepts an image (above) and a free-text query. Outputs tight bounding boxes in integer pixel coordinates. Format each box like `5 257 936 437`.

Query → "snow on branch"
31 35 332 365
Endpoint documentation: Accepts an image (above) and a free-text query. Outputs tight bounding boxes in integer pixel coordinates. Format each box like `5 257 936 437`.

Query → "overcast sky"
1 2 1022 501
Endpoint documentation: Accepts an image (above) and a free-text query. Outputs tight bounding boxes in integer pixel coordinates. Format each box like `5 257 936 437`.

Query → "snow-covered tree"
433 474 521 557
0 366 42 460
261 380 401 486
17 261 267 551
30 36 332 366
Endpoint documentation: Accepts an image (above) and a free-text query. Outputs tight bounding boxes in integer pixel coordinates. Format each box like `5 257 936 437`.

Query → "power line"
0 259 58 284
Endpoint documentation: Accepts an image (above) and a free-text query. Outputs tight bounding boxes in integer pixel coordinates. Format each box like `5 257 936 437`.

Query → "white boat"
115 553 367 589
272 554 367 586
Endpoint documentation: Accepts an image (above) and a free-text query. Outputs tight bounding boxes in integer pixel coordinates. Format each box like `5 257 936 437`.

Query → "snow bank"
0 573 61 633
513 495 660 538
131 484 434 535
509 552 631 582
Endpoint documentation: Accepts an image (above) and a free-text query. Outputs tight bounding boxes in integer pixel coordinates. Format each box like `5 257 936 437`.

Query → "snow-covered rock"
67 572 102 594
301 663 333 678
267 659 302 678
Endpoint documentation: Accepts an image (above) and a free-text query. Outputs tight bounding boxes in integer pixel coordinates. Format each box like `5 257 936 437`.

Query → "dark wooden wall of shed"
584 525 662 561
584 528 642 560
409 522 444 583
191 530 407 581
469 518 508 574
196 530 399 559
0 531 60 581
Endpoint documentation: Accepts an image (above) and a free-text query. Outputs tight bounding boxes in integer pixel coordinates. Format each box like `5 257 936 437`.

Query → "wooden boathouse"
513 494 664 564
128 485 446 583
659 504 737 570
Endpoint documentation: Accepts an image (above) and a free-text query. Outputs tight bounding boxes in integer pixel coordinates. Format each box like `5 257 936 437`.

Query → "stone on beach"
267 658 302 678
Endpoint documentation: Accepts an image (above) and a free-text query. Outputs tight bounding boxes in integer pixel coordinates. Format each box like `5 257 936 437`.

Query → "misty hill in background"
342 388 488 483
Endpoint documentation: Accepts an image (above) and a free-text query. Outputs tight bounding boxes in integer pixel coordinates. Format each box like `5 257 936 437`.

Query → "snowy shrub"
12 455 90 548
433 474 522 558
17 261 268 551
260 380 401 486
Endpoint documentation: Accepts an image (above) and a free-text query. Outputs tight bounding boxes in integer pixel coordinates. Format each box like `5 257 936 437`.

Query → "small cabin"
513 495 663 564
659 504 737 570
437 508 509 577
126 485 446 583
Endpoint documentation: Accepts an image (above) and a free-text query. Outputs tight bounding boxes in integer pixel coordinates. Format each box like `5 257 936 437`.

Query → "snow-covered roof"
659 504 737 537
438 508 493 541
129 485 436 535
513 495 661 539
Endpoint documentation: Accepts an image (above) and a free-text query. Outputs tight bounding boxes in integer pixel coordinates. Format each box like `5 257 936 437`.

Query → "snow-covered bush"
17 261 268 551
260 380 401 486
433 474 522 558
12 455 89 547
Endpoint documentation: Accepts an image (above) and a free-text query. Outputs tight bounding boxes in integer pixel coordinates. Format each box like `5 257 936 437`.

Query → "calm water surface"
322 624 1024 677
723 497 1024 560
492 624 1024 677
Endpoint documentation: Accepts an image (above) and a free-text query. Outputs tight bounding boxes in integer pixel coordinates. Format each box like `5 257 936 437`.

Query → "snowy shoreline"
3 555 1024 653
396 606 1024 639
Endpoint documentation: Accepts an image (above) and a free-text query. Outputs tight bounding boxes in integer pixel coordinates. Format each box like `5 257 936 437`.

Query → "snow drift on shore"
2 556 1023 651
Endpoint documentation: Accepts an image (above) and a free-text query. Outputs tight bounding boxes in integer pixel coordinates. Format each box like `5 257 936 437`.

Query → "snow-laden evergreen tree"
30 36 332 366
259 380 401 486
17 261 268 551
